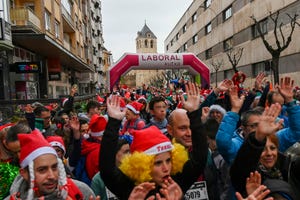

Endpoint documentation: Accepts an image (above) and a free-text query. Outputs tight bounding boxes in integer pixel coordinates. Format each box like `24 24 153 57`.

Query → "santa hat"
209 104 226 116
96 95 105 105
137 96 147 103
89 114 107 137
62 98 68 107
18 129 68 199
0 123 14 132
46 136 66 156
18 129 57 169
130 126 173 155
126 101 143 114
119 98 126 110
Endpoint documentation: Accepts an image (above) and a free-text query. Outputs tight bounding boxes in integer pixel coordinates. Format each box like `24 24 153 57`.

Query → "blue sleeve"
216 111 242 164
277 103 300 152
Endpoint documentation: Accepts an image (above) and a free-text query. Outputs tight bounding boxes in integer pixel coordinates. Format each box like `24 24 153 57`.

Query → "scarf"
258 162 283 180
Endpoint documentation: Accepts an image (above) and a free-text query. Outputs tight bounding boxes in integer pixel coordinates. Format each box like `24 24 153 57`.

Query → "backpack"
74 156 91 186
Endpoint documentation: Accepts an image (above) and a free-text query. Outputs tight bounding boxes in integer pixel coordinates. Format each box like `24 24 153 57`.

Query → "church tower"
136 22 157 53
122 22 162 88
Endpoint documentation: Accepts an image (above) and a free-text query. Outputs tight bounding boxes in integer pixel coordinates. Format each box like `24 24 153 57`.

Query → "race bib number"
105 187 119 200
184 181 209 200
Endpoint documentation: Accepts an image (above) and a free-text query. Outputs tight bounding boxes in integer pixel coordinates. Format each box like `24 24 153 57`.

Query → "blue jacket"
216 101 300 165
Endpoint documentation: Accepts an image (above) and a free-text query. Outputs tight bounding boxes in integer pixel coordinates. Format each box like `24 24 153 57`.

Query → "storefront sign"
15 62 41 73
48 72 61 81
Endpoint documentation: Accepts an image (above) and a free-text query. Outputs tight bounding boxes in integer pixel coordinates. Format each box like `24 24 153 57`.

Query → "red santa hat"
62 98 68 107
126 101 143 114
96 95 105 104
89 114 107 137
0 123 14 132
119 98 126 110
137 96 147 103
130 126 173 155
46 136 66 156
18 129 57 169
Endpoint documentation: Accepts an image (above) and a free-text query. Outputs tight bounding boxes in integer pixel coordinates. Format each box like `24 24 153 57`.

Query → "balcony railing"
10 7 41 31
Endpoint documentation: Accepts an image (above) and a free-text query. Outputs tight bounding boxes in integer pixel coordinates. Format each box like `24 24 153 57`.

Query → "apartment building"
165 0 300 88
0 0 105 100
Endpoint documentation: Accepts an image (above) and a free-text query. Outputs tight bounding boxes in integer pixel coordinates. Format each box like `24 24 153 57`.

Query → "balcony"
10 7 41 33
61 6 75 33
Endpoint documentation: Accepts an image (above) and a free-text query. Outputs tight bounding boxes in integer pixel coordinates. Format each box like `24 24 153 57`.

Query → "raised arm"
276 77 300 152
99 95 134 199
216 86 245 164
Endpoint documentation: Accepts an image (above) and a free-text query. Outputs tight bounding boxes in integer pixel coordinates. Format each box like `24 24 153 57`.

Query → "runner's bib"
184 181 209 200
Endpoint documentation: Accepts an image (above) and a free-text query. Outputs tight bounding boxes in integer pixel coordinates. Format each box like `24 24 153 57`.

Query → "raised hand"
229 86 245 113
181 82 200 113
254 72 265 90
128 182 155 200
218 79 234 92
201 107 210 123
236 185 272 200
277 77 294 103
159 177 183 200
69 116 81 139
246 171 262 196
107 95 126 120
255 103 283 141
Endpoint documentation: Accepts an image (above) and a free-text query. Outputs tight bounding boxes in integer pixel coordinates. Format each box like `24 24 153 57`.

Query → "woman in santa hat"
99 82 208 199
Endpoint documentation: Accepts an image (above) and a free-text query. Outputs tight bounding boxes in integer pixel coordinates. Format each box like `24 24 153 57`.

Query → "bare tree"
210 59 223 87
226 47 244 73
251 11 299 84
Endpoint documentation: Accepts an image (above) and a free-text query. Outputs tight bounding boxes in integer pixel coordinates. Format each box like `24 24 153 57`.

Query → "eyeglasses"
244 122 259 129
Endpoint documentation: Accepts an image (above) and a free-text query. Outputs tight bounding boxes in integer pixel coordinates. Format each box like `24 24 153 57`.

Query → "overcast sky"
102 0 192 62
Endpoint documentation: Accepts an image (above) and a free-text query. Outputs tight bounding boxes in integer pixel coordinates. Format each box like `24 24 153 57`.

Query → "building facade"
165 0 300 88
0 0 105 100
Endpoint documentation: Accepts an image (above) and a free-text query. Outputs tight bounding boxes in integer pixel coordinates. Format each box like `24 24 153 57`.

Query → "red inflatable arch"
108 53 210 91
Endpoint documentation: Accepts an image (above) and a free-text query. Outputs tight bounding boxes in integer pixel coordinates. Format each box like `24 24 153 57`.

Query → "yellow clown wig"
119 126 188 185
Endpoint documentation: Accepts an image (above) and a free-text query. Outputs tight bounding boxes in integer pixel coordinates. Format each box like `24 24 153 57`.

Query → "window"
205 48 212 59
62 0 72 15
192 12 197 23
150 40 153 48
192 34 198 44
145 40 148 48
182 24 187 33
166 45 169 51
176 33 179 40
205 23 212 34
183 43 187 51
55 21 60 38
204 0 212 8
224 37 233 51
252 18 268 38
252 62 266 77
223 6 232 21
45 11 51 31
170 39 173 46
